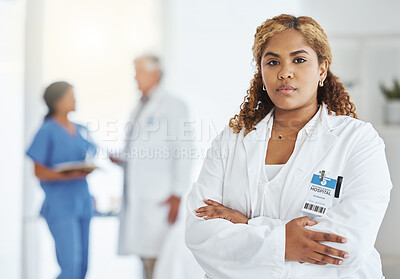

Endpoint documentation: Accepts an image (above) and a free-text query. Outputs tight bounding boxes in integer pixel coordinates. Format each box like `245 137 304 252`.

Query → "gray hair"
134 55 162 73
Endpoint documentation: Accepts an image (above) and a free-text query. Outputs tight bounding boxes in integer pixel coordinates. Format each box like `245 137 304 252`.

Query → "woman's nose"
278 65 294 80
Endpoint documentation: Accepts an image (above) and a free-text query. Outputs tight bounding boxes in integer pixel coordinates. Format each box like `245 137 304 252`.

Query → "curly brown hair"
229 14 357 135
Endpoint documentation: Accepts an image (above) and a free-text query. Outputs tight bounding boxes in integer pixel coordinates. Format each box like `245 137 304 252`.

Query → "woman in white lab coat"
185 14 392 279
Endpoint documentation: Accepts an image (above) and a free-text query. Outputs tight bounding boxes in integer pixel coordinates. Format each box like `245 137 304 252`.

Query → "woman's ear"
319 59 329 81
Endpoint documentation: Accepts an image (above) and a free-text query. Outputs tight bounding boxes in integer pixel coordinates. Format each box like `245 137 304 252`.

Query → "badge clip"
319 170 326 182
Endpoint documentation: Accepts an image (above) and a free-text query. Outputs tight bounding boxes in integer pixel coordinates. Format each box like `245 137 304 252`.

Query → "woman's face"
261 29 328 111
55 87 76 114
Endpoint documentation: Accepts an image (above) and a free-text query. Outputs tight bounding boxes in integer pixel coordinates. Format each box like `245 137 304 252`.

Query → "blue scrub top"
27 118 96 220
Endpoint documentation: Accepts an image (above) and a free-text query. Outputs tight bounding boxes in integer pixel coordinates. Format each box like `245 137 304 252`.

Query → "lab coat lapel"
280 105 339 218
138 86 163 123
124 87 163 147
243 110 273 218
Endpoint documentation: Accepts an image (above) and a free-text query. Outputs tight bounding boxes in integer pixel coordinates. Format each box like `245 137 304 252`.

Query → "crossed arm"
186 125 391 278
195 199 348 266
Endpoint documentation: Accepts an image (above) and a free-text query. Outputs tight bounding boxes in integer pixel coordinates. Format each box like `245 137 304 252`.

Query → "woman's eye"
267 60 279 66
294 58 306 63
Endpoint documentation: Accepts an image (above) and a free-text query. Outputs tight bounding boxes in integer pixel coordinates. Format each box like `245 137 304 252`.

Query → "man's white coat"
119 86 192 257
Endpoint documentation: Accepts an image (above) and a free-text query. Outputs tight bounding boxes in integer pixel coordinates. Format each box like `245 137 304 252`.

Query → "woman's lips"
276 85 296 94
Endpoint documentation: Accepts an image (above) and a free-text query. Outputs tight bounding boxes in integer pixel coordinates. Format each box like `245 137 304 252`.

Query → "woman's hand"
34 163 92 181
285 216 349 265
109 156 123 166
195 199 249 224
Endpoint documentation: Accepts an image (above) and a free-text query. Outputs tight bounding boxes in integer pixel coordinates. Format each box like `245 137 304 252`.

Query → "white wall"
0 0 26 278
300 0 400 36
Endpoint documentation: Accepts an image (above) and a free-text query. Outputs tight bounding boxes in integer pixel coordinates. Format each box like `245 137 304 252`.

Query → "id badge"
302 173 337 216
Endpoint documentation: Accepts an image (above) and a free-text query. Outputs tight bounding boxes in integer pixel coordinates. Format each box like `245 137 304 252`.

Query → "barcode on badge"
304 202 326 214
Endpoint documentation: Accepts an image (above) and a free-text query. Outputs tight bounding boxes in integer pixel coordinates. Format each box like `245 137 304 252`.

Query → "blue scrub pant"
46 216 91 279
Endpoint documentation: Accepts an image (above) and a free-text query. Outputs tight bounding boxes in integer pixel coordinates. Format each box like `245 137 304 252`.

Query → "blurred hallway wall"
0 0 26 278
22 0 163 278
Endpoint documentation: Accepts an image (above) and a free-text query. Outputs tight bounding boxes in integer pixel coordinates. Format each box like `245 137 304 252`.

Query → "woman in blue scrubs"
27 81 96 279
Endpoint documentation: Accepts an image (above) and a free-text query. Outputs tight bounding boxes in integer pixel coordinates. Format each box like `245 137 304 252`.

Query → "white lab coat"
186 104 392 279
118 86 193 257
153 219 205 279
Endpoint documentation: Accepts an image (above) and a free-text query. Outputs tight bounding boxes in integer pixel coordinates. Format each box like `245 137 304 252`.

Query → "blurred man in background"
111 55 192 279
